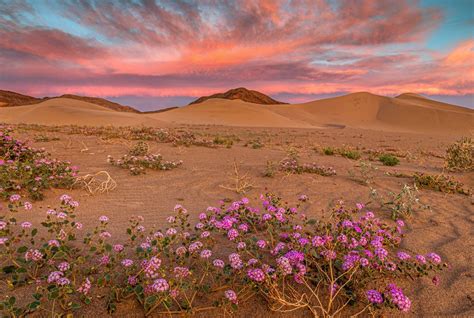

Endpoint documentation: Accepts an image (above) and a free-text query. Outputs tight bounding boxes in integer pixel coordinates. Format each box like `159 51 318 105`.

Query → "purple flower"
225 290 238 304
229 253 243 269
386 284 411 312
21 222 32 229
416 255 427 264
366 290 383 304
257 240 267 249
121 259 134 267
247 268 265 282
152 278 169 292
427 253 441 264
99 215 109 222
200 249 212 259
57 262 70 272
397 251 411 261
375 247 388 261
227 229 239 241
213 259 225 268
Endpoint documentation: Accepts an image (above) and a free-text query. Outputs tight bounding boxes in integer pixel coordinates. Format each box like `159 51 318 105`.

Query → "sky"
0 0 473 111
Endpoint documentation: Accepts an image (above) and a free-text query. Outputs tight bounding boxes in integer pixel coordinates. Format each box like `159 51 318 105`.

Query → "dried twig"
220 160 255 194
73 171 117 194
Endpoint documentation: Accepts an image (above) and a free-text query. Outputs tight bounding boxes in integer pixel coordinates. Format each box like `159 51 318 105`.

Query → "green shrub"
340 149 361 160
322 147 335 155
379 154 400 166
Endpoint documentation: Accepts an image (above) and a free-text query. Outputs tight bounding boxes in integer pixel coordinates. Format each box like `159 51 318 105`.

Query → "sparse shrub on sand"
213 135 234 148
0 194 446 317
107 153 182 175
33 134 60 142
220 161 254 193
413 173 470 195
279 153 336 177
263 160 276 178
349 161 378 185
322 147 335 155
128 140 149 156
340 149 361 160
245 139 264 149
0 127 78 200
379 154 400 166
444 137 473 171
370 184 429 220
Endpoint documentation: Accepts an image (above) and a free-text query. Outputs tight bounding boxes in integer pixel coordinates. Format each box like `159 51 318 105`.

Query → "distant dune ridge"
0 90 138 113
188 87 287 105
0 89 472 134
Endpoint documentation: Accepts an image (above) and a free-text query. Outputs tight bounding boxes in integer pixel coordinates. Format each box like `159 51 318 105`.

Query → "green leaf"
17 246 28 253
31 228 38 236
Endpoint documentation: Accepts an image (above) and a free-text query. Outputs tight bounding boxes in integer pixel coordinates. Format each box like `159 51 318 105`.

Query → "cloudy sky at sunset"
1 0 473 110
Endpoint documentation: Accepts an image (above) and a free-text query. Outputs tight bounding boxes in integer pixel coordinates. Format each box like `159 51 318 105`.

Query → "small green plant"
370 184 429 220
379 154 400 166
413 173 470 195
340 149 361 160
245 139 264 149
128 141 149 156
263 160 276 178
348 161 378 185
445 137 473 171
213 136 234 148
33 135 60 142
322 147 335 155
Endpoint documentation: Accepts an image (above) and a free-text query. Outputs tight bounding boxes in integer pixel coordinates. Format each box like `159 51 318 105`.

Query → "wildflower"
152 278 169 292
225 290 238 304
0 221 6 230
121 259 134 267
75 222 83 230
229 253 243 269
356 203 365 210
312 236 324 247
25 249 43 262
432 276 440 286
47 209 56 216
175 246 187 256
385 261 397 271
427 252 442 264
48 271 63 283
386 284 411 312
24 202 32 210
21 222 32 229
0 237 7 245
416 254 427 264
58 262 70 272
99 255 110 266
188 241 203 253
257 240 267 249
128 276 138 286
167 216 176 223
174 266 191 278
200 231 210 238
397 251 411 261
237 242 246 250
200 249 212 259
48 239 60 247
375 247 388 261
9 194 21 202
227 229 239 241
213 259 225 268
247 268 265 282
99 215 109 222
166 228 177 236
100 231 112 239
57 212 67 219
77 278 91 295
366 290 383 304
277 257 293 275
113 244 124 252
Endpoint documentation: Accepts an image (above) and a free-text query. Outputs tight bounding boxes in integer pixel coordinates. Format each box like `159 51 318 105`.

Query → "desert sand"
1 94 473 317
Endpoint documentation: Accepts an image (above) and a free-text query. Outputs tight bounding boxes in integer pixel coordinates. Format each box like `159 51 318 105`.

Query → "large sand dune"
0 98 166 127
151 92 473 134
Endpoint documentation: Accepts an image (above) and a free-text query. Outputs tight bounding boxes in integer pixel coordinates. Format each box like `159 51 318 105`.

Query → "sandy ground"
5 123 473 317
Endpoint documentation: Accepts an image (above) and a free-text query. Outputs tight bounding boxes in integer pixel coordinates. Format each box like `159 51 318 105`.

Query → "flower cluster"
0 127 78 200
279 156 336 176
107 153 182 175
0 193 446 317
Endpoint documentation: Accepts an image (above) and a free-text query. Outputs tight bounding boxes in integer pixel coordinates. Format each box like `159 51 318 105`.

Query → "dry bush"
445 137 473 171
220 160 255 194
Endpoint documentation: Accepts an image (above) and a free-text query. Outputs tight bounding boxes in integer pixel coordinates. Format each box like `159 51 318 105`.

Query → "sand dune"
151 92 473 134
0 98 166 127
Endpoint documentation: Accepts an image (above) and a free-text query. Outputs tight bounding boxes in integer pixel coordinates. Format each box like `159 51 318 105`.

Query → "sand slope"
0 98 166 127
152 92 474 134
